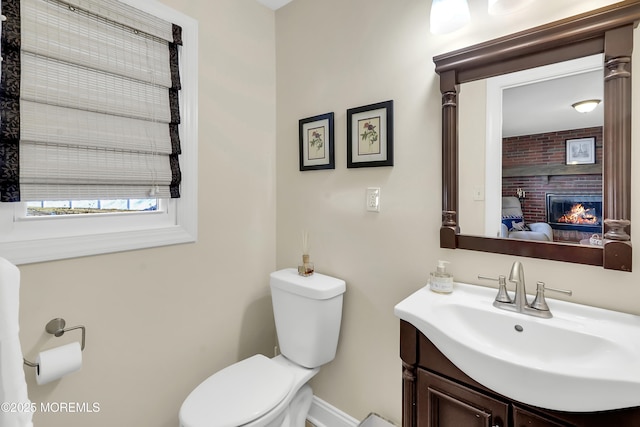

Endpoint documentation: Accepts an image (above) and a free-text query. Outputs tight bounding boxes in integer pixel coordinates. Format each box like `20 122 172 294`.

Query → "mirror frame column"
603 25 633 271
440 70 459 249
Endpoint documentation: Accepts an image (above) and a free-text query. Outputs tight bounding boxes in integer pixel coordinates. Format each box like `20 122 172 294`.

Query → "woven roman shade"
0 0 182 202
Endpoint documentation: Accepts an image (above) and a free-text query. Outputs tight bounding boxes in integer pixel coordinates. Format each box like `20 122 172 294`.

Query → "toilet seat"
179 354 294 427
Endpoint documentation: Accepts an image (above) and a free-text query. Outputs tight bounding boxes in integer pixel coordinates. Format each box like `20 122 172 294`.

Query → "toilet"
179 268 346 427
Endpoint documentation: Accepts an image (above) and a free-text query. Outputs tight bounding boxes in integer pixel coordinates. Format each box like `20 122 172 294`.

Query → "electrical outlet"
366 187 380 212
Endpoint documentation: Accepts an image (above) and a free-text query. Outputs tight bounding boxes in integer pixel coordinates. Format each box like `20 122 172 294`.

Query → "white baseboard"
307 395 359 427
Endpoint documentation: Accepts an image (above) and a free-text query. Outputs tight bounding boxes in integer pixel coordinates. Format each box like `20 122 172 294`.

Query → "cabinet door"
513 405 575 427
417 369 508 427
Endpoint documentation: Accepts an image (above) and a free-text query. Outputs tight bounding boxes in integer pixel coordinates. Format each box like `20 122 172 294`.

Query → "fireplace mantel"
502 163 602 178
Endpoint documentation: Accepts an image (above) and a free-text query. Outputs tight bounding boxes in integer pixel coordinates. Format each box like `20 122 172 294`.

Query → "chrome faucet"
508 261 528 312
479 261 572 319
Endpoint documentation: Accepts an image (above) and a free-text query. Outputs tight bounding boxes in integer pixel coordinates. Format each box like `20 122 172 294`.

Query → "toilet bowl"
179 269 345 427
179 355 318 427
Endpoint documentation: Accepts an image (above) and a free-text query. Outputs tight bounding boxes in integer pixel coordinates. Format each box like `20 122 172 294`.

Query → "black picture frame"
299 112 335 171
347 100 394 168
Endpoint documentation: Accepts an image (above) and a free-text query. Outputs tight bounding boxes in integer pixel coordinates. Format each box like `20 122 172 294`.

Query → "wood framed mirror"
434 1 640 272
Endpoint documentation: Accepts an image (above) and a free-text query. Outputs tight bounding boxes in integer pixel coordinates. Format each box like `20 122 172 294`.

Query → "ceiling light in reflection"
572 99 601 113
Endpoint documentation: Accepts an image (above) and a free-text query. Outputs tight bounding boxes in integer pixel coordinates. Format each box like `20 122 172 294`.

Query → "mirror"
434 2 639 271
459 54 604 242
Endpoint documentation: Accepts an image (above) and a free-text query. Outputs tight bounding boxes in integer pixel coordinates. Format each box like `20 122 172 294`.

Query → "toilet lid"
180 354 294 427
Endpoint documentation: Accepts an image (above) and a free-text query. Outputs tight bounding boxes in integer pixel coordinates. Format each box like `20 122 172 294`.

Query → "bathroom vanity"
400 320 640 427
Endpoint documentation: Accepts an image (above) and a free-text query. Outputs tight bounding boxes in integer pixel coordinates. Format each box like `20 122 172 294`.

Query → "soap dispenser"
429 260 453 294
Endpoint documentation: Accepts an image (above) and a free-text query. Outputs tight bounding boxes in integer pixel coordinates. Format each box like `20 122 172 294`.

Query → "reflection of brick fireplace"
546 194 602 234
502 126 603 242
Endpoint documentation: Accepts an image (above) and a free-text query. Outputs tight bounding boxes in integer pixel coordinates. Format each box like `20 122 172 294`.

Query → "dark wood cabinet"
512 406 570 427
400 320 640 427
418 369 507 427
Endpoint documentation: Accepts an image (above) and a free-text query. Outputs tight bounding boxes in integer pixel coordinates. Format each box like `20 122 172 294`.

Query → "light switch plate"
366 187 380 212
473 185 485 201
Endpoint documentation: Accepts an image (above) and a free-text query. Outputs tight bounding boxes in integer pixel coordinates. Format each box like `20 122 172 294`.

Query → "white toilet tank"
270 268 346 368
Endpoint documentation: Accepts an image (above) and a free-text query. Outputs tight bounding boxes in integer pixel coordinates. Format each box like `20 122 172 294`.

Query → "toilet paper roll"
35 342 82 385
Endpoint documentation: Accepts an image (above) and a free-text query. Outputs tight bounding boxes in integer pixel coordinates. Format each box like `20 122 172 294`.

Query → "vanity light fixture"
488 0 535 15
430 0 470 35
571 99 601 113
431 0 535 34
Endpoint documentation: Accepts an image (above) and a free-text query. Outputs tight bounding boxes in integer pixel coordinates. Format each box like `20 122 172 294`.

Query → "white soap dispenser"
429 260 453 294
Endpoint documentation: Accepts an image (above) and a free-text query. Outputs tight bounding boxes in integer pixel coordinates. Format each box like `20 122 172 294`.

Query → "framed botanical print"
299 112 335 171
347 100 393 168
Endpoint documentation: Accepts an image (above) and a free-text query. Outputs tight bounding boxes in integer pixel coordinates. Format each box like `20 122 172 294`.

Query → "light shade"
488 0 535 15
572 99 601 113
430 0 470 35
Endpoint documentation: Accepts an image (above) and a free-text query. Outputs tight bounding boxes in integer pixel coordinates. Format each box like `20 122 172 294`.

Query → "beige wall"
18 1 277 426
275 0 638 424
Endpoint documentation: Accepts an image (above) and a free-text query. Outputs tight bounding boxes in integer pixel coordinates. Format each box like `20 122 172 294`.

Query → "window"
25 199 159 216
0 0 198 264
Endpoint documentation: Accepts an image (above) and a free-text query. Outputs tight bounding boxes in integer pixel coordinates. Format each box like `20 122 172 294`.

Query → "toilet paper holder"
23 318 86 368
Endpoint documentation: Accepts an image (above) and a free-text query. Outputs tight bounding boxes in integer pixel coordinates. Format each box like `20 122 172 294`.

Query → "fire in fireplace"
546 194 602 233
557 203 598 225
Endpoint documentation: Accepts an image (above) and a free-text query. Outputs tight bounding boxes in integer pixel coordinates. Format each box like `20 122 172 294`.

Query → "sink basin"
394 282 640 412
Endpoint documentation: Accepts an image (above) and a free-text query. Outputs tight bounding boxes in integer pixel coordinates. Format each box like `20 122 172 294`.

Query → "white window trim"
0 0 198 265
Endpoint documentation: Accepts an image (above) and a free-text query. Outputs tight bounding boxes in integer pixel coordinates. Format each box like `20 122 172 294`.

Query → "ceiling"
503 69 603 137
255 0 293 10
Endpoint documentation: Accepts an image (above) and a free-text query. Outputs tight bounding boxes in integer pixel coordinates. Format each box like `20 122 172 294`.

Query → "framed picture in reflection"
566 137 595 165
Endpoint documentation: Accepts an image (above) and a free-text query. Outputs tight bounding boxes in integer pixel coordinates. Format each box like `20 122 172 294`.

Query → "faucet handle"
478 275 512 303
530 281 572 311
